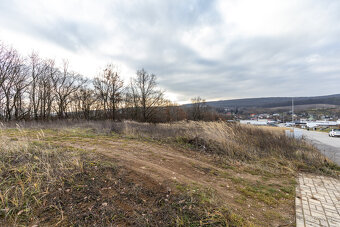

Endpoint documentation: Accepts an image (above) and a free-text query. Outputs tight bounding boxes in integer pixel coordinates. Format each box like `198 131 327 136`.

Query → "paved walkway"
296 174 340 227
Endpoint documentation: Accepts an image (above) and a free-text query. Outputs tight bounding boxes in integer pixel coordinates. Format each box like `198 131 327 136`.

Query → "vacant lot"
0 121 339 226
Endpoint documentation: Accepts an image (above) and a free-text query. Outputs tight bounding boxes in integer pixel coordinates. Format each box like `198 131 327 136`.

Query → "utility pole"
292 98 294 123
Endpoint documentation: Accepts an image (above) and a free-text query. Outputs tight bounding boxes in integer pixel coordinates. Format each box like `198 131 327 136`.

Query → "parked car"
329 129 340 137
285 122 295 127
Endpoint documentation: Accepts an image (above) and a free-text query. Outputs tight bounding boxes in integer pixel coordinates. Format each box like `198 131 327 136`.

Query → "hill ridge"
187 94 340 108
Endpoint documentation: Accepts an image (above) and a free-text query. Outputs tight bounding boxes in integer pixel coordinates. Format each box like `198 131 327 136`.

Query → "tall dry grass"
1 120 338 175
107 121 338 176
0 132 85 226
109 121 325 160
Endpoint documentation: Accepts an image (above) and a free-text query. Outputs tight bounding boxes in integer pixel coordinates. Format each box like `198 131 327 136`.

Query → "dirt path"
46 136 294 226
0 130 255 202
56 137 241 201
0 130 297 226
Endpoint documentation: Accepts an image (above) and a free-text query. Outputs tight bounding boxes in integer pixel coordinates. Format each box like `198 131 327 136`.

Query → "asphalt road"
296 129 340 165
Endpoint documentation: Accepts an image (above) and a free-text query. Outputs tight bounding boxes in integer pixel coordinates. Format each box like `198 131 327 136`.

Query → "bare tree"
130 69 165 122
93 64 124 120
52 60 86 118
28 52 49 119
2 40 224 123
0 43 17 88
39 59 57 119
74 84 97 120
190 97 207 121
1 71 16 120
0 45 24 120
13 67 30 119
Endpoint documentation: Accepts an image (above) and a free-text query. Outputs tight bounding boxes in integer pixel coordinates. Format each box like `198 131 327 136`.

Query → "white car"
285 122 295 127
329 129 340 137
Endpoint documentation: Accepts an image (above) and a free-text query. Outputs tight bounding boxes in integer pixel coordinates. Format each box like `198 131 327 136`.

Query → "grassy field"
0 120 339 226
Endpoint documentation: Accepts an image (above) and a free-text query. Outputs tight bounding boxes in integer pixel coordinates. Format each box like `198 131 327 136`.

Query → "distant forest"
202 94 340 109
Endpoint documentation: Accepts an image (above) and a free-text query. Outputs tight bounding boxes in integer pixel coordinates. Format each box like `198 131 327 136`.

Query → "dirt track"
0 129 297 226
57 137 241 201
43 134 295 226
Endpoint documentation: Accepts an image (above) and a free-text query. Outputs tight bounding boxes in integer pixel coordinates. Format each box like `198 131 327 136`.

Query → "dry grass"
3 120 338 175
0 120 339 226
105 121 339 176
0 135 85 225
0 125 253 226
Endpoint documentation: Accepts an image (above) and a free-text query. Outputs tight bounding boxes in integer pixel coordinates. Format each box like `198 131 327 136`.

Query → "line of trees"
0 41 222 122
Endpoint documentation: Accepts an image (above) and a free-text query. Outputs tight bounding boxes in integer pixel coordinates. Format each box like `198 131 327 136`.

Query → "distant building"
240 120 268 126
306 121 339 129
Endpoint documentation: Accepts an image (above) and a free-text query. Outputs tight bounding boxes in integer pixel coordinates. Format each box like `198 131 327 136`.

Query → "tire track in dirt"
54 137 240 202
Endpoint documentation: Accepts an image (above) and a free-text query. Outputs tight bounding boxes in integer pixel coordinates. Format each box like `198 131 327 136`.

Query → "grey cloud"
0 0 107 51
1 0 340 102
30 19 106 51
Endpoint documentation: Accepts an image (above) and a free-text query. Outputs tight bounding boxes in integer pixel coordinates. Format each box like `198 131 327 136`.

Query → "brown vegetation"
0 121 338 226
105 121 338 174
0 125 247 226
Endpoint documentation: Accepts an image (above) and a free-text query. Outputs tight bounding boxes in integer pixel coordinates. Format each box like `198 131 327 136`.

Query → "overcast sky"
1 0 340 103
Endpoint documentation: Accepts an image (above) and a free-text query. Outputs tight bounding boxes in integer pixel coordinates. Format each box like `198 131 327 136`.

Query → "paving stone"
305 220 323 227
296 174 340 227
319 219 328 226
